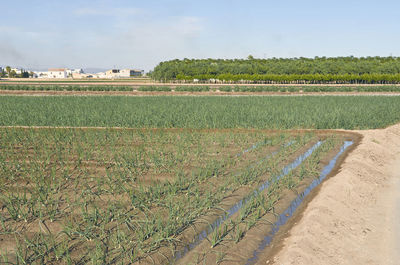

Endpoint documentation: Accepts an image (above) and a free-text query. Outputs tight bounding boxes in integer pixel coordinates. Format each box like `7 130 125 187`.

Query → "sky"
1 0 400 72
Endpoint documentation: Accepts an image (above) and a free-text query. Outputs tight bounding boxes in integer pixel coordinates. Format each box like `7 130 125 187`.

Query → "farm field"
1 96 400 129
4 0 400 263
0 127 355 264
0 95 398 264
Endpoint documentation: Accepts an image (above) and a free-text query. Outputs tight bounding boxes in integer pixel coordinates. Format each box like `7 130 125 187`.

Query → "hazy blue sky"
1 0 400 71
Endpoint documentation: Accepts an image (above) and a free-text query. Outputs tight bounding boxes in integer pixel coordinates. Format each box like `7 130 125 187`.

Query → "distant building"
120 69 144 77
27 67 142 79
105 69 121 78
35 71 49 78
72 73 82 79
68 69 84 75
48 68 68 78
119 69 131 78
72 73 93 79
96 72 107 78
105 69 144 78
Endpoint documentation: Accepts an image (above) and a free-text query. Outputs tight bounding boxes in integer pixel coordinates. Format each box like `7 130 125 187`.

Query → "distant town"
0 66 145 79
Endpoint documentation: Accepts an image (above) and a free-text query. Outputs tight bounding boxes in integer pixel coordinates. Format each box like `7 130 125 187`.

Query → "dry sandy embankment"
257 124 400 264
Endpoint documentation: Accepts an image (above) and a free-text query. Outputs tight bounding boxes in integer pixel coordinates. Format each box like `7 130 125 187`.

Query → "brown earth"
256 124 400 264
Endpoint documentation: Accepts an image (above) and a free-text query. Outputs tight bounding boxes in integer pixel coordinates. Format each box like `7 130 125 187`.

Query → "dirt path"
257 124 400 264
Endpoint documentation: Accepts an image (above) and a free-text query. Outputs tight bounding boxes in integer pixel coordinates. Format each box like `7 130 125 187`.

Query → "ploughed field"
0 127 353 264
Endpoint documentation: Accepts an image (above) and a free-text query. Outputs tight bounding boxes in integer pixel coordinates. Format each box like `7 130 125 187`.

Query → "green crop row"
0 128 317 263
1 96 400 129
2 84 400 92
137 86 171 91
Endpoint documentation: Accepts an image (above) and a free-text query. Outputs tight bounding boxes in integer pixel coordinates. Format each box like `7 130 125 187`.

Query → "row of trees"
0 66 31 78
151 56 400 83
174 73 400 84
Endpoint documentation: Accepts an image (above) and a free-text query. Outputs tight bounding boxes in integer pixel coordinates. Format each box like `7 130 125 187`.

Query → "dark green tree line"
151 56 400 83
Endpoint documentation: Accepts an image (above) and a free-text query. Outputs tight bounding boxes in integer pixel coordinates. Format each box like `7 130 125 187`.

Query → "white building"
35 71 49 78
105 69 144 78
120 69 144 77
47 68 68 79
132 69 144 76
29 67 142 79
105 69 120 78
95 72 107 78
66 68 84 77
72 73 94 79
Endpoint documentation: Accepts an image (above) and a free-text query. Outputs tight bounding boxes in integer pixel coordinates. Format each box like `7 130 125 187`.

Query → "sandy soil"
257 124 400 265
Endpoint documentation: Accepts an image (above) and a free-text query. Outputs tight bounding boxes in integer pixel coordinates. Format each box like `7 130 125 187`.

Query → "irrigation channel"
245 140 353 264
172 139 353 263
173 139 349 263
173 140 298 260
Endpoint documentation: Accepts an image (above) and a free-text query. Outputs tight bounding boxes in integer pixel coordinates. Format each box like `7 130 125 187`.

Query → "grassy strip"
1 96 400 129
